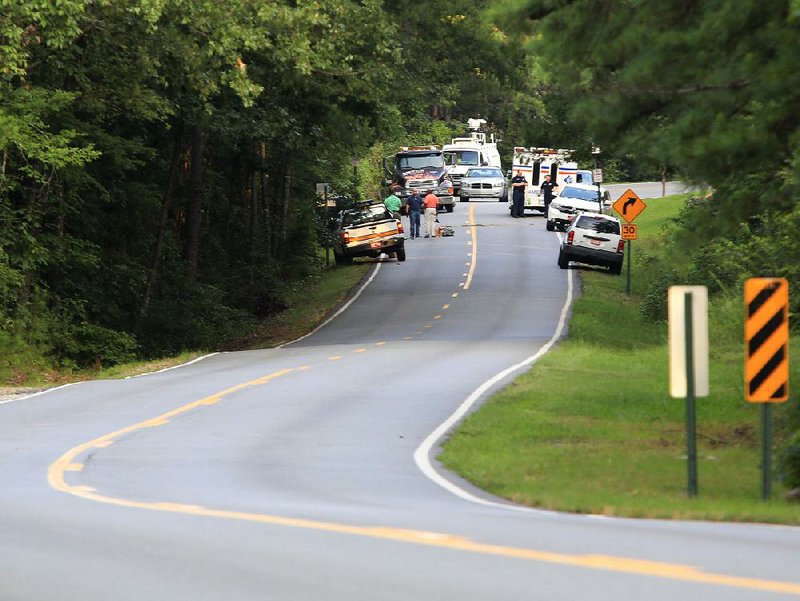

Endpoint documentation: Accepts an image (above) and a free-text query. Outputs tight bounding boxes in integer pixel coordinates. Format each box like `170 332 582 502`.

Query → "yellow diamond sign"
612 189 647 223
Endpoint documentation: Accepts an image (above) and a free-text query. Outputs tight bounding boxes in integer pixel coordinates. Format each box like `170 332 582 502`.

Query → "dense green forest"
1 0 798 383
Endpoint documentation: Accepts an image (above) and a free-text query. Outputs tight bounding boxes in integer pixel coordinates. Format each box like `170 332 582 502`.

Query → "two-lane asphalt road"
1 190 797 600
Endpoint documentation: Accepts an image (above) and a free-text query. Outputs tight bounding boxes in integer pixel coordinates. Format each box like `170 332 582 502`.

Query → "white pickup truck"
333 202 406 265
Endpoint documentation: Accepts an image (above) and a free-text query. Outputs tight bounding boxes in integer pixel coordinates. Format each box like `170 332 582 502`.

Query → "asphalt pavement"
0 191 797 601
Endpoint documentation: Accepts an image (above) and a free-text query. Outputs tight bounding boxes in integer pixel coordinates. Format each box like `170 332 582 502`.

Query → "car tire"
396 248 406 262
446 205 454 213
610 262 622 275
557 249 570 269
460 195 469 202
546 219 555 231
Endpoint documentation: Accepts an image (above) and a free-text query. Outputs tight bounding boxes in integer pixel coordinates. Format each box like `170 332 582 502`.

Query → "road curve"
1 193 797 601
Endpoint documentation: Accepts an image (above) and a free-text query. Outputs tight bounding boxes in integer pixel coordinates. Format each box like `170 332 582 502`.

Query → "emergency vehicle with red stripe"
510 147 578 214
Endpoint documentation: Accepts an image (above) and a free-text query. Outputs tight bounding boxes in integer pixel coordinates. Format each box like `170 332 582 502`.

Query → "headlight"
550 202 563 211
493 181 504 188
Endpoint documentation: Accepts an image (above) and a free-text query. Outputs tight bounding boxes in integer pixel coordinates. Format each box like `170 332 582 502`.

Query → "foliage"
498 0 800 233
0 0 532 377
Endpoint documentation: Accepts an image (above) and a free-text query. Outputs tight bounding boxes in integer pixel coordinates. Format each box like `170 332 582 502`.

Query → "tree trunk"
662 164 667 197
134 126 183 335
184 126 206 280
279 147 293 259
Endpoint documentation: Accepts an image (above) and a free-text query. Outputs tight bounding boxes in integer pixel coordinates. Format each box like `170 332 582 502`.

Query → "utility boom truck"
510 147 578 214
383 146 455 212
442 118 502 197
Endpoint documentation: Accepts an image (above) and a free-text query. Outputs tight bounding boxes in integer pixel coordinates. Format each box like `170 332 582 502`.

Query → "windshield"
445 150 479 166
574 215 620 234
341 205 392 227
560 186 603 202
465 168 503 178
397 153 444 170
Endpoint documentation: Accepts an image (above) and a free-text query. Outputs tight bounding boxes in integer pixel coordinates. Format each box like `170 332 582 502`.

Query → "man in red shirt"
423 190 439 238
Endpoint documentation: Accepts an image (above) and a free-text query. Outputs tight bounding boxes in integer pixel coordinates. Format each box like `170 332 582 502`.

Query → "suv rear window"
574 215 620 234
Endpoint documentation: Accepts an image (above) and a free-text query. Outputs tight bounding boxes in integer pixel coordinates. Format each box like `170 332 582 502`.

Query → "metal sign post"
621 224 637 294
669 286 709 498
614 192 645 295
744 278 789 501
315 183 331 267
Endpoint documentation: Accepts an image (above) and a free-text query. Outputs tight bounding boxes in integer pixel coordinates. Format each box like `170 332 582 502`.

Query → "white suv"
557 212 624 275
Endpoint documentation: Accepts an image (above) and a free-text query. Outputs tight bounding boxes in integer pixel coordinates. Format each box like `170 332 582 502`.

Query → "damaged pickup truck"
333 201 406 265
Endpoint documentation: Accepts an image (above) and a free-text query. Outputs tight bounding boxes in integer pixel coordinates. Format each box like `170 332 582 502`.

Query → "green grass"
441 194 800 524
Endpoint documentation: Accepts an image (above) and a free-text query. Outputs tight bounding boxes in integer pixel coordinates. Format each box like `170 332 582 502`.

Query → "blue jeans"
409 210 421 237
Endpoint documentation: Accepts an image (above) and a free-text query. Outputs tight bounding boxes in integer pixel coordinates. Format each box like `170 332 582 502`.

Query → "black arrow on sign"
623 196 637 215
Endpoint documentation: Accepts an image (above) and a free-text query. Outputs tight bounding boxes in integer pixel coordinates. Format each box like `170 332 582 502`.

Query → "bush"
55 323 138 369
779 430 800 490
640 267 683 323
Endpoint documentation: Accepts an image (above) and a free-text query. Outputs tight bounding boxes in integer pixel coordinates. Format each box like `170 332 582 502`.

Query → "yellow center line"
442 304 450 309
45 367 800 596
463 205 477 290
328 356 343 361
375 341 386 346
451 293 458 298
353 348 367 353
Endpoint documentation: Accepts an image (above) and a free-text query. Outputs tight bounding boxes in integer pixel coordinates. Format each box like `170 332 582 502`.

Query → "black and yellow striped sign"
745 278 789 402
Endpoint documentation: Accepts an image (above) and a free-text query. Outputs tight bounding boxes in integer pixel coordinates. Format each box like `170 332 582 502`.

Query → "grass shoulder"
440 194 800 524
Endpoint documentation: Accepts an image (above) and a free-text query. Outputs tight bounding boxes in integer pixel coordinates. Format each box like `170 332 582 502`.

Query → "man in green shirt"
384 185 402 218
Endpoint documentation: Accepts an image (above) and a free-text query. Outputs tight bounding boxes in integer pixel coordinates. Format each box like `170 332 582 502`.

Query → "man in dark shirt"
540 175 558 217
510 170 528 218
405 190 424 238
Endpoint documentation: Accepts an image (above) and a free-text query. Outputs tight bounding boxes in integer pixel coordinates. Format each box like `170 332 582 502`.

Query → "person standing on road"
405 190 424 238
510 169 528 218
423 190 439 238
384 185 402 219
540 174 558 218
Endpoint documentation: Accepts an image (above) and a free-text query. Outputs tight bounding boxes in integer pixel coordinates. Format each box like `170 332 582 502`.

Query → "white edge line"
125 352 219 378
413 268 574 514
0 382 81 405
1 352 222 406
4 261 382 403
280 262 382 348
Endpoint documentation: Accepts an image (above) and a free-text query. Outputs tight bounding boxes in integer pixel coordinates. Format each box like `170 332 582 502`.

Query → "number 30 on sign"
621 224 637 240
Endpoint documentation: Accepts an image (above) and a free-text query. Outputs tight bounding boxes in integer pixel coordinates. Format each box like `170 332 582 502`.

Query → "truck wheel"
446 205 454 213
610 262 622 275
396 248 406 262
335 252 353 266
557 250 570 269
460 195 469 202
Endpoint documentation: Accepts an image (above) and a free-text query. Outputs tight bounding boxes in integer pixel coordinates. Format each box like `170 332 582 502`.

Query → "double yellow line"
46 307 800 597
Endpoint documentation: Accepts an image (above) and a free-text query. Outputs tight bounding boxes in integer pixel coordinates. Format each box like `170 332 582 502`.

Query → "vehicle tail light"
342 232 350 244
617 239 625 253
566 231 575 245
397 221 404 233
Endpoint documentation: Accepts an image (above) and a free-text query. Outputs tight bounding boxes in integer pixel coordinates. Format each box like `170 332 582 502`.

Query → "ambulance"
509 147 577 214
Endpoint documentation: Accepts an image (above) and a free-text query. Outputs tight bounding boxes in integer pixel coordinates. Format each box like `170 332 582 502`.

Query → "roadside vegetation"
441 193 800 523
